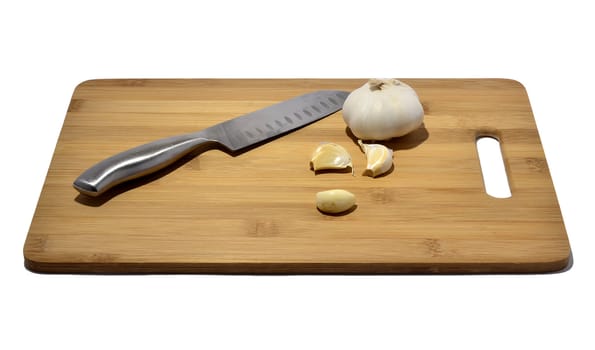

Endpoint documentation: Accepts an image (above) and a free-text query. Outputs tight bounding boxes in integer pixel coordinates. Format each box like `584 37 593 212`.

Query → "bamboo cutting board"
24 79 570 274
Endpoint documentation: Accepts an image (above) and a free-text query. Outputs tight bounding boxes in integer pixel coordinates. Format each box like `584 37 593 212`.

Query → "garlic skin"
316 189 356 214
342 79 424 140
358 140 393 177
310 143 353 173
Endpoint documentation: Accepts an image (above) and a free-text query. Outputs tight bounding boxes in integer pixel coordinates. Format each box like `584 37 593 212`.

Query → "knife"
73 90 349 196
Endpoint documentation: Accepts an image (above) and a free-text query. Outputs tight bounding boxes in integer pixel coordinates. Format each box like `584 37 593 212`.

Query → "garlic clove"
310 143 353 174
316 189 356 214
358 140 393 177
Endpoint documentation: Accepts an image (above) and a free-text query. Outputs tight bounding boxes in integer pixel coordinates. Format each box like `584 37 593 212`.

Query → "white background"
2 1 593 349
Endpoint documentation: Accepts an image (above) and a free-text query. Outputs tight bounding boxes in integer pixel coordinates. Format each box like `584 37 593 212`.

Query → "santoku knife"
73 90 349 196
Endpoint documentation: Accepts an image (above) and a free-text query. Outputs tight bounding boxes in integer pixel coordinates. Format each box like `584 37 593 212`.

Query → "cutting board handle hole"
476 136 512 198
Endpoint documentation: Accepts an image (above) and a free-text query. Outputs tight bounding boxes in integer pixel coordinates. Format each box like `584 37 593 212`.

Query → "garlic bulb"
310 143 353 174
316 189 356 214
342 78 424 140
358 140 393 177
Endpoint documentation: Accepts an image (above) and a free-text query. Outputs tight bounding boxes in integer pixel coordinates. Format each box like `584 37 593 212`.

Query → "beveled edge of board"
24 254 571 275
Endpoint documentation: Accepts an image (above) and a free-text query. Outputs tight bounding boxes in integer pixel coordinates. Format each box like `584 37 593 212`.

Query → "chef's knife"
73 90 349 196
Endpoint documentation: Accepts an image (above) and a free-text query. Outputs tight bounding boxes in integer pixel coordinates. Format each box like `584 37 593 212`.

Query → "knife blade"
73 90 349 196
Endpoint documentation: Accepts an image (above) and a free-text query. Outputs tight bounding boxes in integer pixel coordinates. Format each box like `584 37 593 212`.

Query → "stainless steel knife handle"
73 132 214 196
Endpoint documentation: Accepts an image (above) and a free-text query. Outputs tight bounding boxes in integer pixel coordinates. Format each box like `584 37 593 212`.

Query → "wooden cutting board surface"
24 79 570 274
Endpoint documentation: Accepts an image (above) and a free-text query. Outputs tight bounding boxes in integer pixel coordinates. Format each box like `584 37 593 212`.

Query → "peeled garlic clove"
358 140 393 177
310 143 353 173
316 189 356 214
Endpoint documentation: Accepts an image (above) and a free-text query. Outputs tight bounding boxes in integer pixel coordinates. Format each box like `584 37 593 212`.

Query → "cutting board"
24 79 570 274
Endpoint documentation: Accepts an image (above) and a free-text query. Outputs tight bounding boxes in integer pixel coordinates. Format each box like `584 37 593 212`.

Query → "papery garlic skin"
310 143 353 173
316 189 356 214
358 140 393 177
343 79 424 140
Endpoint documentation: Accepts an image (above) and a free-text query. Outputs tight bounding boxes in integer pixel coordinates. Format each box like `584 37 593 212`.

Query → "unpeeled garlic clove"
316 189 356 214
310 143 353 174
358 140 393 177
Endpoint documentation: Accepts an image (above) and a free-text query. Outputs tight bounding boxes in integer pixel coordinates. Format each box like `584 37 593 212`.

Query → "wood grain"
23 79 570 274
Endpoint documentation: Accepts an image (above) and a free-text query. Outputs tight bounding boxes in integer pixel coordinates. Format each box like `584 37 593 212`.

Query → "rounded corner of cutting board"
73 78 100 91
516 244 572 274
496 78 527 90
544 247 573 273
23 253 50 274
